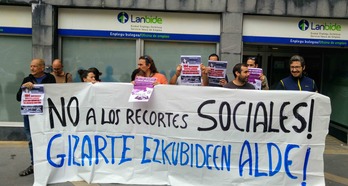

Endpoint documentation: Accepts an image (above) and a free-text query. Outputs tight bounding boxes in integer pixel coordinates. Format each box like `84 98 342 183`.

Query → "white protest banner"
30 83 331 186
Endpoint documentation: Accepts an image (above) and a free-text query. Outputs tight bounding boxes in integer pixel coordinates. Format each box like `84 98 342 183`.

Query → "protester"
245 57 269 90
88 67 102 82
130 68 146 85
16 58 56 176
224 63 255 89
131 68 146 81
137 55 168 84
276 55 318 92
78 69 96 83
169 63 209 86
51 59 72 83
207 53 228 87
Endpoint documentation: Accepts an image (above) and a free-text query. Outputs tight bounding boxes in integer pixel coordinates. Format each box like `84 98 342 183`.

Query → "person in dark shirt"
16 58 56 176
224 63 255 89
276 55 318 92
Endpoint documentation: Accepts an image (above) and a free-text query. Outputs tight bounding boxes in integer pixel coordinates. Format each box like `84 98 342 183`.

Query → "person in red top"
137 55 168 84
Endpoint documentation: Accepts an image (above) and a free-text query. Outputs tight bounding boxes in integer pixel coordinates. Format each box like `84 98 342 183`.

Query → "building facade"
1 0 348 141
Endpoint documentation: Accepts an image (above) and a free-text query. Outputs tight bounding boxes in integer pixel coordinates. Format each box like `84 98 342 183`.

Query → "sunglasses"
248 57 256 60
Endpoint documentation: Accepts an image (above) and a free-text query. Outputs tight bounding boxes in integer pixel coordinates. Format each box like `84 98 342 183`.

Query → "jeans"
23 115 33 165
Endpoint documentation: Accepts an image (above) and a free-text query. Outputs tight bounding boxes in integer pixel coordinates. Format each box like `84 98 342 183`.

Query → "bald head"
34 58 45 66
52 59 62 66
52 59 64 75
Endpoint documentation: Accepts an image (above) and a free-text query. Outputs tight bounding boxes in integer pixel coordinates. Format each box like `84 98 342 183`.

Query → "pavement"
0 135 347 186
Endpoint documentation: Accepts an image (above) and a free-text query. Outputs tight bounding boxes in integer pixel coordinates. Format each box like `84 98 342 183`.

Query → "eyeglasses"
53 68 62 71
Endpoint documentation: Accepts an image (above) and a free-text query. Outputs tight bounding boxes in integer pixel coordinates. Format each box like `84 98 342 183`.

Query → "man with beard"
137 55 168 84
223 63 255 89
276 55 318 92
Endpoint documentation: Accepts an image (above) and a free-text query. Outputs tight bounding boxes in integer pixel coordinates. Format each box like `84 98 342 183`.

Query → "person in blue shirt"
276 55 318 92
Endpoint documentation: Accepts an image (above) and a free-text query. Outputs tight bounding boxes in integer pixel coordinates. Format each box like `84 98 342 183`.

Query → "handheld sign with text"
21 84 45 115
129 77 156 102
248 67 263 90
180 55 202 85
207 60 227 85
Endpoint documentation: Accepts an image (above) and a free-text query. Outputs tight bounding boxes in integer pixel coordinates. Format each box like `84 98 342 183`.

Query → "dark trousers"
23 115 33 165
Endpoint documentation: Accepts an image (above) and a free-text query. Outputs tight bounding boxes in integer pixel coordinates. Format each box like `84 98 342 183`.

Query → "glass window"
144 41 216 80
322 51 348 127
62 37 136 82
0 35 32 122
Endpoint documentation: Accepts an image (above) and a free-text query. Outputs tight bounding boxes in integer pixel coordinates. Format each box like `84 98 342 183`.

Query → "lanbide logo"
298 19 309 31
298 19 342 31
118 12 129 24
117 11 163 24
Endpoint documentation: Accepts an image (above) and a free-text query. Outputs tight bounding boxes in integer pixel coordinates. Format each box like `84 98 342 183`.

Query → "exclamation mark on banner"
307 99 314 139
301 147 311 186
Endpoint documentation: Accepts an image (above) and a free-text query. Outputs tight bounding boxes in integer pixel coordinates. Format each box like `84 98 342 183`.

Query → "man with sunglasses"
138 55 168 84
276 55 318 92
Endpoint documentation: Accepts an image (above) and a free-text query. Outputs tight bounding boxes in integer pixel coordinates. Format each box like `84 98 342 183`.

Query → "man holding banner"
224 63 255 89
16 58 56 176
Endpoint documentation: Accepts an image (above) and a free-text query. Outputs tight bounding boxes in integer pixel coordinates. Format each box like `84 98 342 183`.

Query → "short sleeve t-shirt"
152 73 168 84
223 81 255 89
